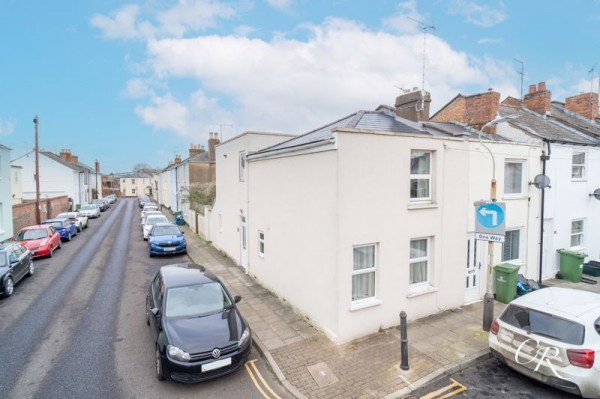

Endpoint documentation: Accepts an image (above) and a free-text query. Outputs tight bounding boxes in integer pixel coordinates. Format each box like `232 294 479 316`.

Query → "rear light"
490 319 499 335
567 349 595 368
62 228 67 232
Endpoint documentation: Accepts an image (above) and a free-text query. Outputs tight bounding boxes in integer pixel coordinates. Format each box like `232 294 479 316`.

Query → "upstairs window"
410 150 431 201
504 160 524 195
572 151 586 180
239 151 246 182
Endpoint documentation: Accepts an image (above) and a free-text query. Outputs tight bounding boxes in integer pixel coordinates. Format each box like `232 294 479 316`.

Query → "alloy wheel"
28 261 34 276
4 277 14 297
155 348 165 381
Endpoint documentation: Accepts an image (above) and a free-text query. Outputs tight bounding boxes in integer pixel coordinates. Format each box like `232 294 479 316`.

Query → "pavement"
177 218 600 399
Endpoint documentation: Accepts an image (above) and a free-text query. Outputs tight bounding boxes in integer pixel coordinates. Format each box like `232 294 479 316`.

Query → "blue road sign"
475 202 506 236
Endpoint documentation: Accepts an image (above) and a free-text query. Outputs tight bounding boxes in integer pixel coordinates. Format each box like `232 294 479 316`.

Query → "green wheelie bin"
494 263 521 304
557 249 587 283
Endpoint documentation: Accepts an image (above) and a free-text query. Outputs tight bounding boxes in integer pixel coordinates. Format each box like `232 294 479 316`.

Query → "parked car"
42 218 78 241
143 214 169 240
141 204 159 219
92 199 109 212
148 223 187 257
14 225 62 258
106 194 117 203
79 204 101 218
0 242 34 297
141 211 164 230
489 286 600 398
146 263 251 382
56 211 88 232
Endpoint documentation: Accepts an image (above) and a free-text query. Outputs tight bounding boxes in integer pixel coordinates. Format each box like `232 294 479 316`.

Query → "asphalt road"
409 357 579 398
0 199 290 399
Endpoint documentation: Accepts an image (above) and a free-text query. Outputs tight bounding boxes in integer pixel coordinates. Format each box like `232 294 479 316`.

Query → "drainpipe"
538 140 551 284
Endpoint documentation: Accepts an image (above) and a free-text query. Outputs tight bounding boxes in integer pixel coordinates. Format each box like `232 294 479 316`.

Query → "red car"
14 225 62 258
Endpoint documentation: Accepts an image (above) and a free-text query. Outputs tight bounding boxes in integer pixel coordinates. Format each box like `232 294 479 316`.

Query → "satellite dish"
532 174 551 189
592 188 600 200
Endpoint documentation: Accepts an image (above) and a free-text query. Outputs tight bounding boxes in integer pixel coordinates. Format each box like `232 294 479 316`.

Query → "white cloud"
448 0 506 28
478 37 503 45
266 0 293 12
0 118 16 135
383 0 430 34
90 5 153 40
123 78 155 98
135 95 190 135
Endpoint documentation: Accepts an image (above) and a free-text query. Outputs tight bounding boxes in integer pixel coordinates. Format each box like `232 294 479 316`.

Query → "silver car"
489 287 600 398
79 204 101 218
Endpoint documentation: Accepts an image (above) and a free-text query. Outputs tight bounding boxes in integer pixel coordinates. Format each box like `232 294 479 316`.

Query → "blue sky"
2 0 600 173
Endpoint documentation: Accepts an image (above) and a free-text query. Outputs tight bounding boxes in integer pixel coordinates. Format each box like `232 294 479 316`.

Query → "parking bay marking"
245 359 282 399
420 378 467 399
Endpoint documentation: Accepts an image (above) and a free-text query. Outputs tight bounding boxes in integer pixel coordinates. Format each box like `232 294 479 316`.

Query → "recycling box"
494 263 520 304
557 249 587 283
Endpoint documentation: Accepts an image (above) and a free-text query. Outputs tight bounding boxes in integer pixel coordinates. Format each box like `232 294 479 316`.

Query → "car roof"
160 263 219 288
0 242 22 251
510 287 600 322
19 225 49 230
43 218 68 223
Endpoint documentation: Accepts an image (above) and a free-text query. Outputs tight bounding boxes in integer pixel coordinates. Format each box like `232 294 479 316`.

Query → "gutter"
247 137 336 161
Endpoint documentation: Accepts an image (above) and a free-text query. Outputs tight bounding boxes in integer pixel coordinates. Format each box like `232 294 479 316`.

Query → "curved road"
0 199 290 399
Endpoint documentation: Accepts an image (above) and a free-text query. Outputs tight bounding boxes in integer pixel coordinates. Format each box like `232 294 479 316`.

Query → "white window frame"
258 230 265 257
571 219 585 248
409 238 431 292
410 150 432 202
239 151 247 182
571 151 586 180
351 243 380 309
504 159 525 196
502 228 522 264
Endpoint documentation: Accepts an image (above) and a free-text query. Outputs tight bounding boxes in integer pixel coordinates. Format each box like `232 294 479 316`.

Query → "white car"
141 204 159 219
142 214 169 240
79 204 101 218
141 211 163 230
489 287 600 398
56 212 88 232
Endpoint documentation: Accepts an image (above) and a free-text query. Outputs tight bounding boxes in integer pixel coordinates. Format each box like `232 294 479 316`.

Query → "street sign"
475 202 506 238
475 233 505 243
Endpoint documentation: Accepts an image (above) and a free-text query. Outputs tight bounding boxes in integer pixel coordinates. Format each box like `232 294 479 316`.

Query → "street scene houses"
0 144 14 242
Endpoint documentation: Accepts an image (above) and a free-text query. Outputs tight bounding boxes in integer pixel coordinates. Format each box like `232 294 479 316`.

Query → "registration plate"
202 357 232 372
163 247 176 252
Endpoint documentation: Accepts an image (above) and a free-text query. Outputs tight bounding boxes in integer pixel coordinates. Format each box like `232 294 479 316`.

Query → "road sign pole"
483 179 497 332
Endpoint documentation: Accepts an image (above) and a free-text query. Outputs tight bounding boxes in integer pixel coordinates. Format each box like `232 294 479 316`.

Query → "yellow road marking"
420 378 467 399
245 359 282 399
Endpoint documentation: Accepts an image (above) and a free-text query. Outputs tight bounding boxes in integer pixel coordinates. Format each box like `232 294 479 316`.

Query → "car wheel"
28 260 34 276
49 245 54 257
4 277 14 297
57 240 62 250
77 225 82 232
146 299 150 326
66 233 72 242
155 347 165 381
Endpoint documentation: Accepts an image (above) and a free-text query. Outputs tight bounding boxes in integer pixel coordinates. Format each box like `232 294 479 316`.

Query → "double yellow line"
245 359 282 399
419 378 467 399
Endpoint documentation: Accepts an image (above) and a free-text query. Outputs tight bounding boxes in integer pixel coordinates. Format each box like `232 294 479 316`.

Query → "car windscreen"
146 217 168 225
165 282 233 318
500 304 585 345
152 225 181 236
17 229 48 240
81 206 95 210
0 254 6 267
43 221 63 229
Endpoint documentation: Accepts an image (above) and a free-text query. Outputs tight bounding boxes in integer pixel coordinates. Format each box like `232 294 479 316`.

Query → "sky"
2 0 600 173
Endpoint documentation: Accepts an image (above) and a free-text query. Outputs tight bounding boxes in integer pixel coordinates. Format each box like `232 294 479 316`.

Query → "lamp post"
33 116 41 224
478 114 516 331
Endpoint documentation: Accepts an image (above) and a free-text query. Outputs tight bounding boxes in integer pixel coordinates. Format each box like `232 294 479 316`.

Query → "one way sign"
475 202 506 241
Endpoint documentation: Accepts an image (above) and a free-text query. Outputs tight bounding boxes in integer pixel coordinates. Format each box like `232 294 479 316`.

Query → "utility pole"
34 115 41 224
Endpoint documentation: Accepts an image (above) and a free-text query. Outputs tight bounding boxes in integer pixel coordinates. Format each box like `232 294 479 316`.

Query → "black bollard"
400 311 409 370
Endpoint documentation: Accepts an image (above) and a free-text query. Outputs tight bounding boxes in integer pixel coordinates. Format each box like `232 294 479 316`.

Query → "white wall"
11 165 23 205
0 147 13 241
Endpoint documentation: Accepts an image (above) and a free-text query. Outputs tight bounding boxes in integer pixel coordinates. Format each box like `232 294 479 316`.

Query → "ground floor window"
258 230 265 256
409 238 430 286
502 229 521 262
571 219 584 247
352 244 376 301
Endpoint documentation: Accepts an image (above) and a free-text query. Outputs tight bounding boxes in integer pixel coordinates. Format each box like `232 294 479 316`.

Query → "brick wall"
565 92 598 120
523 82 551 115
432 91 500 130
12 196 70 235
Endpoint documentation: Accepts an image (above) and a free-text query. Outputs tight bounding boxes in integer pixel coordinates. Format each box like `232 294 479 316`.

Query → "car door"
148 273 164 339
9 246 26 282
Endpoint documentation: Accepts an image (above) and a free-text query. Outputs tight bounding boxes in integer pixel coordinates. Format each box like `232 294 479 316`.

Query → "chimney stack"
394 88 431 122
523 81 552 115
95 160 100 173
174 154 182 164
208 132 220 163
565 92 599 120
430 90 500 130
189 144 206 158
70 155 78 165
60 149 72 162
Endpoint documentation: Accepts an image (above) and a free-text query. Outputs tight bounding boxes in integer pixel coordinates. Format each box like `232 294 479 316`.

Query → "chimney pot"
528 84 536 94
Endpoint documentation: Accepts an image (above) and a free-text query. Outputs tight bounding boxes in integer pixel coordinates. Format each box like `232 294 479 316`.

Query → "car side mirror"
234 295 242 303
151 308 160 316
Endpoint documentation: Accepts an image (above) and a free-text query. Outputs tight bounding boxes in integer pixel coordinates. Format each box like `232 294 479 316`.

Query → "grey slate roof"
499 105 598 145
550 102 600 140
422 121 512 142
253 106 428 155
41 151 88 172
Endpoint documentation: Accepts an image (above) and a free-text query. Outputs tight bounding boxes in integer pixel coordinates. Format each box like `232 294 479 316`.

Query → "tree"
181 183 216 210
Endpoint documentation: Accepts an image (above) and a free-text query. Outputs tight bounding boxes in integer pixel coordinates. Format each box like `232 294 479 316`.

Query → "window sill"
502 194 527 201
407 202 438 210
407 285 438 298
350 297 382 311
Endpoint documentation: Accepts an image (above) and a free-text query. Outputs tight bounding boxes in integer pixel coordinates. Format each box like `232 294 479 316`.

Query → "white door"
465 236 482 304
240 215 248 271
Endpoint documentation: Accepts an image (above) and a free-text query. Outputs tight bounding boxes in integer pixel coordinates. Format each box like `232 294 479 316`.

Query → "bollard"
400 311 409 370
